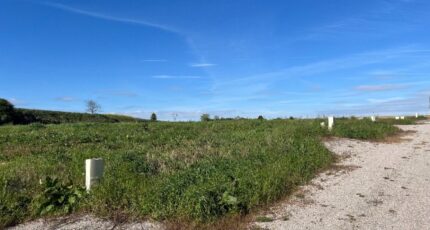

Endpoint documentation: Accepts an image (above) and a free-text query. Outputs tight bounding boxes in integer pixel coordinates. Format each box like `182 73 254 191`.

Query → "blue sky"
1 0 430 120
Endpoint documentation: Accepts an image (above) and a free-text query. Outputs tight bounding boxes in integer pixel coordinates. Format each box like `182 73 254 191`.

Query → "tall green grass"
0 118 402 227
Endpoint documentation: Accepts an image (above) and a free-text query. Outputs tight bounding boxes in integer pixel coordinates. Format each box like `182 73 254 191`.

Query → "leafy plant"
36 176 85 215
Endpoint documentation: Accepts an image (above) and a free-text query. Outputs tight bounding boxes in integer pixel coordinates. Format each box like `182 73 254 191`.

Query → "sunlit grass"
0 118 408 227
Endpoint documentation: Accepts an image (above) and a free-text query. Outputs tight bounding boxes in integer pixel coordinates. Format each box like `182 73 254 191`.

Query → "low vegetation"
0 116 418 228
331 118 399 140
1 97 144 125
3 108 142 125
377 116 427 125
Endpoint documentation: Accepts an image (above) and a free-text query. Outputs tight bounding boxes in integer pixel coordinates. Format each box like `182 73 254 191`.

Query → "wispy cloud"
355 84 408 92
317 88 430 116
43 2 181 34
367 97 405 104
54 96 75 102
190 63 216 67
213 46 428 95
152 75 202 79
43 2 215 75
141 59 167 62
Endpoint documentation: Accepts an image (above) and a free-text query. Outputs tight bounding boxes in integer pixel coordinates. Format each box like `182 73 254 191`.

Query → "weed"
36 176 85 215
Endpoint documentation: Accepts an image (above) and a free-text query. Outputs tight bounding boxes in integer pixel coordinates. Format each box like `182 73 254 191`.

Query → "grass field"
0 118 416 228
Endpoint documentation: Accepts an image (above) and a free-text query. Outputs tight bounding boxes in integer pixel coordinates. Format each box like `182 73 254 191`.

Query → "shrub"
0 98 15 125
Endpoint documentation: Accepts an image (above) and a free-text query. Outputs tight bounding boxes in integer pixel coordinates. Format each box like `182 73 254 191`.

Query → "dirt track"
254 123 430 230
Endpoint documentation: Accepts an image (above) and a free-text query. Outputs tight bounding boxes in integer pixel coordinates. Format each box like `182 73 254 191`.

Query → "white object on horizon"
371 116 376 122
400 116 405 120
85 158 104 191
328 116 334 131
395 116 400 120
416 113 419 118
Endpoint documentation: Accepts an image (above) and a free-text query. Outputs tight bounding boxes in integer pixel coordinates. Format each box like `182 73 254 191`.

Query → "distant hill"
12 108 144 124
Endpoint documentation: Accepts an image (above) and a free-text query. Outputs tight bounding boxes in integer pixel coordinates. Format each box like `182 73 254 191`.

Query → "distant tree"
86 100 101 114
289 116 294 120
0 98 15 125
200 113 210 122
150 112 157 121
257 115 264 120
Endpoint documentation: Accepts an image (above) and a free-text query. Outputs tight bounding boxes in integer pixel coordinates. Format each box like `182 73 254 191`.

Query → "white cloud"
190 63 216 67
367 97 405 104
43 2 181 34
54 96 75 102
317 93 429 116
355 84 407 92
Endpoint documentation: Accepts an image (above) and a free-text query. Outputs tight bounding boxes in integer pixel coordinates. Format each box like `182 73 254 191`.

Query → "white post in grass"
328 116 334 131
400 116 405 120
416 113 419 118
320 121 325 128
371 116 376 122
85 158 104 191
395 116 400 120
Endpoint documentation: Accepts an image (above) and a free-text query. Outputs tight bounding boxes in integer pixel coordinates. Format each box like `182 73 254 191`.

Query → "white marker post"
320 121 325 128
416 113 419 118
395 116 400 120
371 116 376 122
328 116 334 131
400 116 405 120
85 158 104 191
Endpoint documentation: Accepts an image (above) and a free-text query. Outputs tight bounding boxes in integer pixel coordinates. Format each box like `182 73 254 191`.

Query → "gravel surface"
9 215 163 230
253 123 430 230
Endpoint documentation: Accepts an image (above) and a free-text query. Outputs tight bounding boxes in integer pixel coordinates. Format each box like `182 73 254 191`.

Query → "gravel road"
254 123 430 230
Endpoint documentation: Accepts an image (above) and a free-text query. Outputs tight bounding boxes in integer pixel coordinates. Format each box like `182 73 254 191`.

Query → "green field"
0 118 412 228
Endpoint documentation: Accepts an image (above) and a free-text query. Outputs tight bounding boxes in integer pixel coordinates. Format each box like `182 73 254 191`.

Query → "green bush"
0 98 15 125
